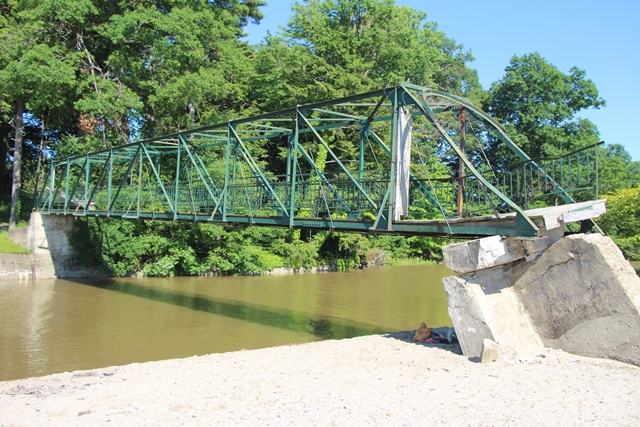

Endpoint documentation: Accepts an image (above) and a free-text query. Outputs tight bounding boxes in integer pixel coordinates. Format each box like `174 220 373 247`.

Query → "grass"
0 229 30 254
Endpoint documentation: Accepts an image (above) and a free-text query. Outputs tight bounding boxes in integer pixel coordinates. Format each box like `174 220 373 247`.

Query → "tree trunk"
9 101 24 229
34 116 45 201
0 124 8 199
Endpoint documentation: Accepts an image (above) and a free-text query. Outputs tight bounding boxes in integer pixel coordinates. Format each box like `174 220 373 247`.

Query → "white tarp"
394 106 412 221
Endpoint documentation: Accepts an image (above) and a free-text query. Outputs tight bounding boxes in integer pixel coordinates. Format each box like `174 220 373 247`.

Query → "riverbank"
2 332 639 426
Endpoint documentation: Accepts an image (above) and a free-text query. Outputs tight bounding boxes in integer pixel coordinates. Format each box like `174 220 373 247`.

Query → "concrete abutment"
1 212 104 280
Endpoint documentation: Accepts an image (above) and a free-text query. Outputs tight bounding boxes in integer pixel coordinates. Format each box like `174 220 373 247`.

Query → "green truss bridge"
34 83 606 238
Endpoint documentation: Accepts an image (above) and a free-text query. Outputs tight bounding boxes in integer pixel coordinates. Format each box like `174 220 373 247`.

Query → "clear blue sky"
244 0 640 161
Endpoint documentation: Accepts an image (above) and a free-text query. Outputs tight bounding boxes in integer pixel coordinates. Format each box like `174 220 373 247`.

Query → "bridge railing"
495 142 603 208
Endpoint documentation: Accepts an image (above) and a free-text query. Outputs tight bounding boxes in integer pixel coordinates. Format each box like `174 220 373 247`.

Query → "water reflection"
0 264 453 381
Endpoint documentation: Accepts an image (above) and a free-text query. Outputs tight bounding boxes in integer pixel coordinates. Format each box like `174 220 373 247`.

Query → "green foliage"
597 185 640 260
70 218 320 276
250 0 479 113
486 53 605 166
611 237 640 262
597 144 640 194
317 232 368 268
598 186 640 239
369 235 445 262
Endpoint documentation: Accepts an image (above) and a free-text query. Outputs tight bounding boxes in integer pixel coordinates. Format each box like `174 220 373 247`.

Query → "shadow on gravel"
381 330 463 355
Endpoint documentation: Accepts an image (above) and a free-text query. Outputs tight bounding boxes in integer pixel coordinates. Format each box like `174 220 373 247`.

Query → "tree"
598 144 640 194
97 0 265 138
485 53 605 166
597 184 640 260
0 1 82 226
250 0 481 112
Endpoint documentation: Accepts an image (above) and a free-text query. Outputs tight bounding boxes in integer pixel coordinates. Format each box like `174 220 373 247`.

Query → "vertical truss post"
223 126 232 221
137 148 143 217
63 159 71 213
457 106 466 217
83 155 91 209
387 88 399 230
107 149 113 216
358 127 365 181
595 145 599 200
288 113 299 227
174 138 182 220
45 160 54 212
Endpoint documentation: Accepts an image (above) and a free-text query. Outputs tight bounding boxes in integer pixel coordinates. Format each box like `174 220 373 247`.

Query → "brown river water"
0 264 453 381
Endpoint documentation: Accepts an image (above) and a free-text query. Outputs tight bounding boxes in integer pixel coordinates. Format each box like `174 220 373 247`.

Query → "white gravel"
1 332 640 426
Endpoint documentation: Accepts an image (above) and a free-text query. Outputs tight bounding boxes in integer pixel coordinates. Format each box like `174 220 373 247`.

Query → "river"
0 264 453 382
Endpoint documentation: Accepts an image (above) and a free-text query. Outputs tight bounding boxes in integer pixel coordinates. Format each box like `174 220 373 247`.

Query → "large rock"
443 233 640 366
443 265 543 358
511 233 640 366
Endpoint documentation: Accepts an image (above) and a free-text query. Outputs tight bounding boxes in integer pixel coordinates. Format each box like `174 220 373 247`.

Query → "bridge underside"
35 83 604 238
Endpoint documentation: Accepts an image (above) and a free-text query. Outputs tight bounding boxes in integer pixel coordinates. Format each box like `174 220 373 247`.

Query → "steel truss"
34 83 602 238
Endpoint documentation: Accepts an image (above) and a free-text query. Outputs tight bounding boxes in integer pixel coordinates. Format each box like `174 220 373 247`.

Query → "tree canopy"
484 53 605 165
1 0 638 269
250 0 480 111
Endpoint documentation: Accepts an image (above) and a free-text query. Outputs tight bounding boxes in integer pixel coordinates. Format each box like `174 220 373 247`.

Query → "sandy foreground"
1 332 640 427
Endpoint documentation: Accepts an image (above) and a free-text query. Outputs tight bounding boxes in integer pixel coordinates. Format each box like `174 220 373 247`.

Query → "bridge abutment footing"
1 213 105 280
443 233 640 366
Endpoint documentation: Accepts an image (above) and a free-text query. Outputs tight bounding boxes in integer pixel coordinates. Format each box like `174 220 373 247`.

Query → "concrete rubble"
443 233 640 366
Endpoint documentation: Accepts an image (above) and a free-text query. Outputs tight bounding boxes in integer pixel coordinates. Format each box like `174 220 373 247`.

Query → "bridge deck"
387 199 606 237
44 199 605 238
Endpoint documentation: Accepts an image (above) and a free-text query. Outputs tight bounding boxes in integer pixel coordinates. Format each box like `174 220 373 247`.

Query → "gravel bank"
1 332 640 426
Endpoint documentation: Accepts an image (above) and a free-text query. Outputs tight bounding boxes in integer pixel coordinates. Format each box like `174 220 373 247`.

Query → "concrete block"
443 266 543 358
443 233 640 367
481 339 500 363
443 235 554 275
0 213 106 281
512 233 640 366
443 275 495 357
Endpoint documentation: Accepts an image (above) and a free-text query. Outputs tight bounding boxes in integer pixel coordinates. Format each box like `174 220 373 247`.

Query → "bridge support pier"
442 233 640 366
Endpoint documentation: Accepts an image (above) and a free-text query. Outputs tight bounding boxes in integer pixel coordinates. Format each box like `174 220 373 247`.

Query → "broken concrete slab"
443 266 543 358
511 233 640 366
443 233 640 366
443 235 557 275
